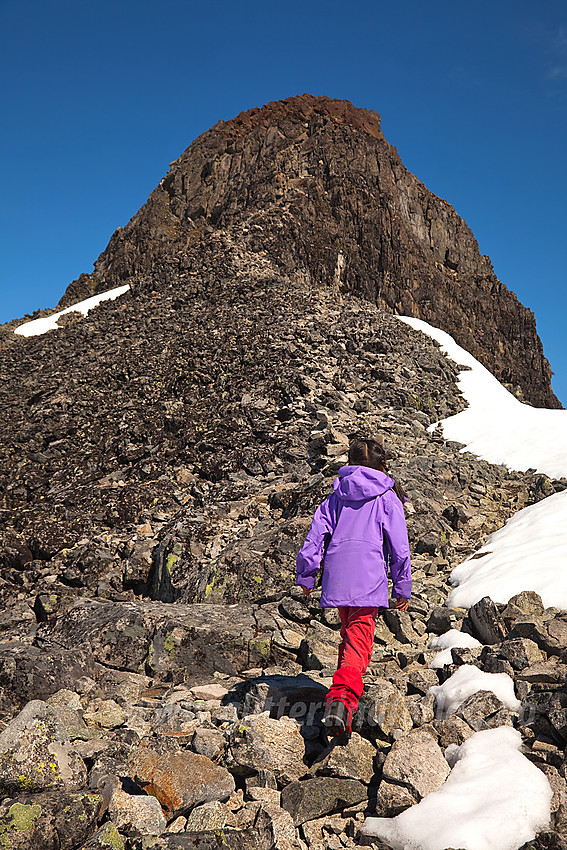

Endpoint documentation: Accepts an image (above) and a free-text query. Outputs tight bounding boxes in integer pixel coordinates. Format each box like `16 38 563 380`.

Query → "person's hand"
301 586 312 597
395 597 409 611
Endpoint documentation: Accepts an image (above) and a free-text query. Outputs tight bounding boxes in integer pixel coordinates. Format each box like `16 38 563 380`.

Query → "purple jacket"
296 466 412 608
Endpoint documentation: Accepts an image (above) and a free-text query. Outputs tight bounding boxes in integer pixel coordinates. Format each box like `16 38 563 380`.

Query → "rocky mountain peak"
56 94 559 409
215 93 385 142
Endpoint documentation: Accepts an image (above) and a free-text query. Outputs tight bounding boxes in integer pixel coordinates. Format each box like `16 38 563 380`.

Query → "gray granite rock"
312 733 377 784
426 607 466 635
381 727 450 800
434 714 474 749
77 823 125 849
227 713 306 782
191 726 226 761
354 679 413 741
0 791 101 850
0 700 87 796
498 638 545 670
373 779 415 816
281 777 368 826
469 597 507 644
455 690 510 731
382 610 421 645
107 784 167 835
508 591 545 616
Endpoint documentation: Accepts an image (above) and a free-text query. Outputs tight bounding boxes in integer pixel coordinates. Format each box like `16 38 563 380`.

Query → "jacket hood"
333 465 395 501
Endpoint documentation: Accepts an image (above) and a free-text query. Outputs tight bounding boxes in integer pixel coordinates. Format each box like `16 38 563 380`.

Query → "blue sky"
1 0 566 404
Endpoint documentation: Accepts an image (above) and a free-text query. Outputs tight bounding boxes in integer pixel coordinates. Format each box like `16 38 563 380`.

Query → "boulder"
0 700 87 796
469 597 507 644
382 609 421 645
151 703 199 740
545 615 567 654
353 679 413 741
129 744 235 817
227 713 306 782
548 707 567 742
537 765 567 815
253 803 302 850
434 715 474 749
0 642 97 713
508 615 567 656
373 779 415 817
381 727 450 800
105 780 167 835
407 668 439 696
87 743 131 791
281 777 367 825
405 692 435 727
0 791 101 850
508 591 545 616
498 638 545 671
83 699 128 729
77 823 125 849
450 646 483 667
455 690 512 731
239 673 327 721
516 661 567 685
127 811 276 849
47 702 91 742
246 787 281 805
191 726 226 761
299 622 340 670
246 770 278 792
39 598 280 681
191 683 229 701
480 647 515 677
312 733 377 784
426 607 465 635
184 800 234 831
278 598 311 624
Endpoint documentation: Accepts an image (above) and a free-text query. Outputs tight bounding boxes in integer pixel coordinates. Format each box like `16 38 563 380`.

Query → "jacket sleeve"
382 490 412 599
296 493 338 590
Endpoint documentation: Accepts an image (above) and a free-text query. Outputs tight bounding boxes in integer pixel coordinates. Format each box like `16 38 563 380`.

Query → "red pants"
325 606 379 724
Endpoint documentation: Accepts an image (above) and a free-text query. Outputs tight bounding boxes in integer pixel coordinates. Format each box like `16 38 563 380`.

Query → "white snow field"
398 315 567 479
428 664 520 719
399 315 567 610
428 628 482 669
361 727 552 850
14 284 131 337
447 488 567 609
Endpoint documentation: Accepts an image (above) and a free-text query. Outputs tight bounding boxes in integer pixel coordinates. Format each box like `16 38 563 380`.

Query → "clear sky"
1 0 566 405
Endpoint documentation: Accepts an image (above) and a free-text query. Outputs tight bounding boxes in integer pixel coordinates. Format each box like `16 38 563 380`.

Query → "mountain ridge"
53 93 560 409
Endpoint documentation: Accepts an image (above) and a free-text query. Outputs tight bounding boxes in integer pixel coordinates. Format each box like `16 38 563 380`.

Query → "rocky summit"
0 95 566 849
57 94 560 410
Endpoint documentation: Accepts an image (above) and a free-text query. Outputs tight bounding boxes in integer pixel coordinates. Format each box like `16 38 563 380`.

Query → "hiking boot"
322 700 351 735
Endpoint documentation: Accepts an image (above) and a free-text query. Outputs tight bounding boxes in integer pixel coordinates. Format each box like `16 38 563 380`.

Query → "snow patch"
398 315 567 479
362 726 552 850
14 284 131 337
398 315 567 612
447 488 567 609
428 628 482 669
428 664 520 719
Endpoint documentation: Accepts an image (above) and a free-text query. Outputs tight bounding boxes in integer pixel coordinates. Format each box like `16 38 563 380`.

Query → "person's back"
320 464 410 608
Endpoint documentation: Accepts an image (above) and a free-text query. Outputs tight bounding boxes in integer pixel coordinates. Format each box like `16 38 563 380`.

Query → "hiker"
296 436 412 735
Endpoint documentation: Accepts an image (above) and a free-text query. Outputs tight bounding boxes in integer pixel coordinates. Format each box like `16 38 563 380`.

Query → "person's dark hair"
348 436 408 503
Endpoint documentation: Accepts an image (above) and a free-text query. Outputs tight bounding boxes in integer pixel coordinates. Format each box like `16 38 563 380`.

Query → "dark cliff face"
59 94 560 409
